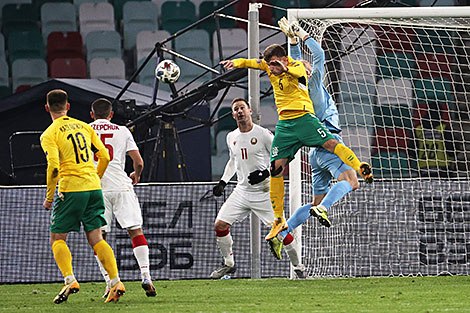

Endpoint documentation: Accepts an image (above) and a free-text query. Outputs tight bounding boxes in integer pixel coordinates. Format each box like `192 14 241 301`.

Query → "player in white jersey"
89 98 156 298
210 98 305 279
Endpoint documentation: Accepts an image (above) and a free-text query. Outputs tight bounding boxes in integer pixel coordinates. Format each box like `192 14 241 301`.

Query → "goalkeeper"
220 26 373 243
266 18 365 258
210 98 305 279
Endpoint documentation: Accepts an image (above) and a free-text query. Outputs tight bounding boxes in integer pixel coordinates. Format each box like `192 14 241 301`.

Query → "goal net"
287 7 470 277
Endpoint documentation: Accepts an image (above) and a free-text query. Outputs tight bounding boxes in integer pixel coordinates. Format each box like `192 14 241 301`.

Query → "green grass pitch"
1 276 470 312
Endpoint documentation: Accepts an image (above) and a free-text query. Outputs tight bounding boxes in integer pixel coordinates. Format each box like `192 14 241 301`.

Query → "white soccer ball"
155 59 180 84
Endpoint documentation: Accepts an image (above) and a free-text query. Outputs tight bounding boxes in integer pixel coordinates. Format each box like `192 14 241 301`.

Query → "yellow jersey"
232 57 314 120
40 115 110 201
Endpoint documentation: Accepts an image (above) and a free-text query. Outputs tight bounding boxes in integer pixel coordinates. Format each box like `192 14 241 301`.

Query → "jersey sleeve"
124 128 139 152
40 130 60 202
232 58 269 72
220 132 236 182
290 43 302 60
286 58 307 79
305 37 325 76
89 126 110 178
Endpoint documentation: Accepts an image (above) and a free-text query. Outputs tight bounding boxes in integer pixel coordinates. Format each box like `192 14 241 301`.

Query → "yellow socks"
93 240 119 281
333 143 361 172
52 240 74 278
270 176 285 219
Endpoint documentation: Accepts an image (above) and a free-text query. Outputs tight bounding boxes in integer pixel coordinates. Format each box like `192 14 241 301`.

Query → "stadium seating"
212 28 247 62
0 86 12 99
34 0 73 11
372 127 409 155
137 57 158 87
79 2 115 38
375 26 415 55
40 2 77 41
89 57 126 79
122 1 159 50
260 102 278 132
215 106 237 134
0 34 5 62
73 0 107 9
7 29 45 66
0 0 31 19
85 30 122 64
416 52 453 81
376 52 415 79
271 0 310 23
373 102 412 129
198 0 236 35
371 151 410 177
234 0 273 31
340 27 377 81
11 58 48 91
160 1 197 34
338 80 375 127
414 77 453 103
2 3 39 38
0 59 9 87
50 58 87 78
47 31 84 65
114 0 150 22
136 30 170 64
259 28 286 53
174 29 212 83
376 78 413 108
414 29 455 54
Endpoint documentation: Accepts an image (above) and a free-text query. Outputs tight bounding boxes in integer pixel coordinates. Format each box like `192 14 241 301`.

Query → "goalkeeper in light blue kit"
268 18 371 259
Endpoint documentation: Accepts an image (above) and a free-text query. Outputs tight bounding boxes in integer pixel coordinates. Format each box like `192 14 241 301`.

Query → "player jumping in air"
90 98 156 297
220 30 373 245
210 98 305 278
267 18 366 259
40 89 125 304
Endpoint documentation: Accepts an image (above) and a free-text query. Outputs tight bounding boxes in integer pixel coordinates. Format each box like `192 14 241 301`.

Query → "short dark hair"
91 98 112 119
46 89 68 113
231 98 250 108
263 44 287 62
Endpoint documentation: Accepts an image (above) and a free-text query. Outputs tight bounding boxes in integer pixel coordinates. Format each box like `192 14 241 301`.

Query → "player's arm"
128 150 143 185
40 133 60 208
278 17 302 60
304 37 325 75
213 135 237 197
220 58 268 71
90 128 110 178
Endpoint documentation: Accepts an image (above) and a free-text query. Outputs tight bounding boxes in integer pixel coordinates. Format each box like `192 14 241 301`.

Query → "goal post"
287 6 470 277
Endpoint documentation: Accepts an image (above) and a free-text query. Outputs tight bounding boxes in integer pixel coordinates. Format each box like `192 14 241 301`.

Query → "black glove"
212 180 227 197
248 169 270 185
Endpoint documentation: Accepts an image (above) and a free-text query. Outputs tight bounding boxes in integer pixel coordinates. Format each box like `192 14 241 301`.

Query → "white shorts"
102 190 143 233
216 187 274 226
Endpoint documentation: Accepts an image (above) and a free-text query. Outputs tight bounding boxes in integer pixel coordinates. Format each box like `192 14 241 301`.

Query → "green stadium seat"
371 151 411 178
376 52 415 79
198 1 236 35
114 0 149 22
160 1 196 34
34 0 73 12
373 103 412 129
122 1 159 50
338 80 375 128
41 2 77 40
2 3 38 38
0 33 5 62
414 29 455 54
414 78 453 103
0 59 9 87
7 29 45 66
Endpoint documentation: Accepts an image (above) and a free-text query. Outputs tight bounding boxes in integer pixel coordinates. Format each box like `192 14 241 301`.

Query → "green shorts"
50 190 107 233
271 113 335 163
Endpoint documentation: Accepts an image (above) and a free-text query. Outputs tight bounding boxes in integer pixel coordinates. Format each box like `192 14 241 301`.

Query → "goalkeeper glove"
278 17 298 45
290 20 309 41
248 169 270 185
213 180 227 197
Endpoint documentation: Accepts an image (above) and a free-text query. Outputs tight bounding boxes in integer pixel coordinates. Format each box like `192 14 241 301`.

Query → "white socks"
216 233 234 267
133 245 151 280
284 240 300 267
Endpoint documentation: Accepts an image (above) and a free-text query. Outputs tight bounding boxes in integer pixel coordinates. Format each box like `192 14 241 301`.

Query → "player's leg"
83 190 125 303
210 188 249 279
111 190 155 296
128 227 156 297
322 139 373 184
49 192 85 304
93 193 113 297
266 158 289 240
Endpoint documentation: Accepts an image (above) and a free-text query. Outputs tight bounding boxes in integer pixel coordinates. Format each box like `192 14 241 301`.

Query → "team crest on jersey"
250 137 257 145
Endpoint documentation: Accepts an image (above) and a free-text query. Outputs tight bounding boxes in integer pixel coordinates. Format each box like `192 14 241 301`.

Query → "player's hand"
43 199 53 210
212 180 227 197
290 20 309 41
129 171 140 185
278 17 298 44
220 60 234 70
248 169 270 185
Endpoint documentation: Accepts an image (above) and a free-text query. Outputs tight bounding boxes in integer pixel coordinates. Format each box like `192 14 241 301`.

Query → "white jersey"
90 119 138 191
221 124 273 194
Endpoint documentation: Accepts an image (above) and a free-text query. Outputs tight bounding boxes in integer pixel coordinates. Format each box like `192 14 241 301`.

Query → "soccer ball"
155 59 180 84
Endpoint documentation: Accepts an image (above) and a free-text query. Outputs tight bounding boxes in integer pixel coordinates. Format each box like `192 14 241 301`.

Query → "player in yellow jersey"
220 44 373 241
40 89 125 304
